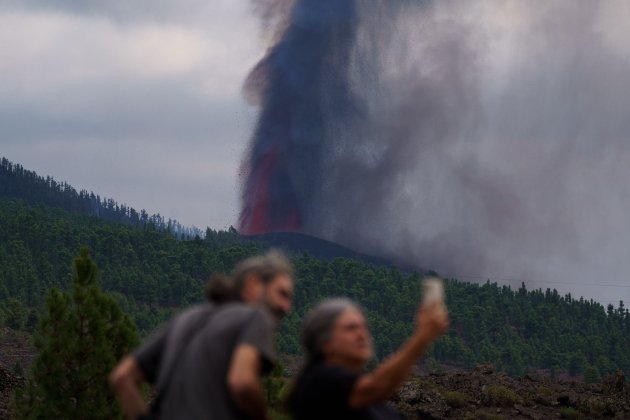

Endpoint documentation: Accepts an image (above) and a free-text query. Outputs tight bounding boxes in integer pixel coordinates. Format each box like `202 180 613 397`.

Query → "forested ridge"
0 157 204 239
1 158 629 380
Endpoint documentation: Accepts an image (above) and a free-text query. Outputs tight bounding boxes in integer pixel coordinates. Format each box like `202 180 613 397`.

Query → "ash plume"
240 0 630 305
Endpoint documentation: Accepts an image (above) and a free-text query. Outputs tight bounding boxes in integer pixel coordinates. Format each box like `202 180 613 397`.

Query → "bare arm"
349 302 449 408
109 356 149 420
227 344 268 420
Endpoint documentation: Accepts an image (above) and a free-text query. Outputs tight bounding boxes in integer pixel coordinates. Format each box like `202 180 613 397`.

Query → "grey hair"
286 298 362 411
302 298 361 364
205 249 294 303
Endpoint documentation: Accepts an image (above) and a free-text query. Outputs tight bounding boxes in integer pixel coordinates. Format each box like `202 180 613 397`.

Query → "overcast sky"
0 0 264 229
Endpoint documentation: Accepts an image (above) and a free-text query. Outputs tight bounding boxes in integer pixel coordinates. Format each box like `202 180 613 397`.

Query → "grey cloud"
244 0 630 305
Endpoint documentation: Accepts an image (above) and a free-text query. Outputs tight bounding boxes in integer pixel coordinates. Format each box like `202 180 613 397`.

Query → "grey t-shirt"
134 302 276 420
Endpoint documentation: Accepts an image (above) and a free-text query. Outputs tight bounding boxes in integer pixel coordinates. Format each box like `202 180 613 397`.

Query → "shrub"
486 385 524 407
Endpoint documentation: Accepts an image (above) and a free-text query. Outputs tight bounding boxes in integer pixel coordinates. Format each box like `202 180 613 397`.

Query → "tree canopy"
14 248 139 418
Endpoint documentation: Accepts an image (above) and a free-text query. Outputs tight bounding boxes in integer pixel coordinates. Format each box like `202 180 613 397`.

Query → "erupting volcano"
239 0 357 235
238 0 630 307
239 145 301 234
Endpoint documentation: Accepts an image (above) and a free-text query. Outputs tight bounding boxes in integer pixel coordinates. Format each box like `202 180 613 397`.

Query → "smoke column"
239 0 359 234
241 0 630 305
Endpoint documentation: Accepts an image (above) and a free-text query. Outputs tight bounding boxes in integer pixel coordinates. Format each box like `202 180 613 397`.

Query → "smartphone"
422 277 444 305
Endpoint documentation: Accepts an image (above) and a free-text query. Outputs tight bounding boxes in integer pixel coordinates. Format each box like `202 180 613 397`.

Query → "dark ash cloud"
242 0 630 305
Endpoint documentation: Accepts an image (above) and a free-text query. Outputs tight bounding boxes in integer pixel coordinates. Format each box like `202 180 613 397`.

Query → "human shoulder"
217 301 254 315
299 364 360 397
217 302 274 325
172 302 266 326
132 303 212 383
171 302 214 321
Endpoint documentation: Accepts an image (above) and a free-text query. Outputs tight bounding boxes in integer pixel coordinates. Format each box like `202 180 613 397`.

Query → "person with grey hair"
109 250 294 420
288 297 449 419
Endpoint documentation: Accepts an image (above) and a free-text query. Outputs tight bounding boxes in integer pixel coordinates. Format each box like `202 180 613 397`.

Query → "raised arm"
349 302 449 408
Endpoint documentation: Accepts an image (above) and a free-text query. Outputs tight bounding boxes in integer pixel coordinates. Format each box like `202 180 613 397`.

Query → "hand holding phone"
422 277 444 305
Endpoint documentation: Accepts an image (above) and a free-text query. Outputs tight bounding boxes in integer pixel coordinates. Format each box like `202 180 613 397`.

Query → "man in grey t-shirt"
110 251 294 420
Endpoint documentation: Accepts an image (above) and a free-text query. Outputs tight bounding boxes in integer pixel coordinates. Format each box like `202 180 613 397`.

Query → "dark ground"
391 364 629 419
0 328 32 419
1 329 628 419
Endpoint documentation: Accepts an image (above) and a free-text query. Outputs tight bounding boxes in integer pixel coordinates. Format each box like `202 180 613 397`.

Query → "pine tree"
14 247 139 419
584 365 602 384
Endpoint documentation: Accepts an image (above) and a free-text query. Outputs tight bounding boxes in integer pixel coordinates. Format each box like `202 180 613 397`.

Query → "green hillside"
0 197 259 332
0 157 629 378
1 197 628 377
0 157 203 239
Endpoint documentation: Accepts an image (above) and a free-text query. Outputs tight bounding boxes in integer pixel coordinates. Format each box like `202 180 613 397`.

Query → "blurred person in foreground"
288 296 449 419
109 250 294 420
